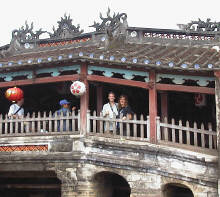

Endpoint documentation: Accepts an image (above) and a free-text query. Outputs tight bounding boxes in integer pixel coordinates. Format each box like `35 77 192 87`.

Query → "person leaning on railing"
55 99 76 131
116 95 133 135
8 98 24 119
102 91 119 133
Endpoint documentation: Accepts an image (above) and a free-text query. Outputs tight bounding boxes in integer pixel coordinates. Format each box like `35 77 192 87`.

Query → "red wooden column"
80 63 89 134
149 70 157 143
96 84 103 116
160 91 168 121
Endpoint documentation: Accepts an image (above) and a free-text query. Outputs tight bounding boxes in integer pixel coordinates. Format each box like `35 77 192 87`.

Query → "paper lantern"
70 81 86 96
5 87 24 102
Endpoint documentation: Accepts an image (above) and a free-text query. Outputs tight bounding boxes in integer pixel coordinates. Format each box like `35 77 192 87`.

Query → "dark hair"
108 91 115 97
118 94 128 109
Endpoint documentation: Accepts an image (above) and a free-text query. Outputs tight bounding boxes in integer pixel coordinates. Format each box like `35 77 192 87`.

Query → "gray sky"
1 0 220 46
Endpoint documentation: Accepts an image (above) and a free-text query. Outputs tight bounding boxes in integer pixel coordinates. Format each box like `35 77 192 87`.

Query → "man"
55 99 76 131
102 92 118 132
8 98 24 118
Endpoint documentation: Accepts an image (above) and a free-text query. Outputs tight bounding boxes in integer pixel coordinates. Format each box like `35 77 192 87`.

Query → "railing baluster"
32 112 36 133
48 111 52 133
0 114 2 134
37 112 41 133
140 114 144 139
5 116 8 134
60 112 64 132
25 113 30 133
193 122 198 147
133 114 137 138
112 114 116 135
93 111 96 133
87 110 90 133
179 120 183 144
99 112 103 134
126 114 130 138
15 116 19 134
147 116 150 140
164 117 168 141
186 121 190 145
156 116 160 140
20 115 24 133
43 112 47 132
72 110 76 132
120 114 123 136
66 111 70 132
208 123 212 149
54 112 58 132
201 123 205 148
171 118 175 143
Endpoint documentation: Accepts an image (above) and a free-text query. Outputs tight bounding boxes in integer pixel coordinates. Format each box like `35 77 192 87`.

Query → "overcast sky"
1 0 220 46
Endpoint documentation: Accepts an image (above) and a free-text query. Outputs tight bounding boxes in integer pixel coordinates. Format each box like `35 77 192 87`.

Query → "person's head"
108 91 115 103
59 99 70 109
17 98 24 106
118 95 128 108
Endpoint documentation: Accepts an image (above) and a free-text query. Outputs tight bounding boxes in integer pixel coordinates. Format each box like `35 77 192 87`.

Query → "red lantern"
5 87 24 102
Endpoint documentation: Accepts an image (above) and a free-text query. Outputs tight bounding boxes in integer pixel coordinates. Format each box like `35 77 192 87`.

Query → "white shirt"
8 104 24 117
102 102 118 118
102 103 118 131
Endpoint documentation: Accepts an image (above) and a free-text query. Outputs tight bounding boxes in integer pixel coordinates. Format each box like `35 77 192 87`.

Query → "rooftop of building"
0 10 220 72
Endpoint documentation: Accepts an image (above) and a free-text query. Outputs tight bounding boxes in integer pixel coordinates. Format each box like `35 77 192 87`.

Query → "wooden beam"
0 74 80 88
80 63 89 134
0 184 60 189
87 75 149 89
149 71 157 143
156 83 215 94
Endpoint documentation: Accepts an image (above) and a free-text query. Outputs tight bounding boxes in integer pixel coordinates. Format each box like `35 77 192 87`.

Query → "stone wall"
0 135 217 197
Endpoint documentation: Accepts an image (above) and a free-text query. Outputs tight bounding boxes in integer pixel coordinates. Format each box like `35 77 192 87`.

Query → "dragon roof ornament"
12 21 46 42
48 14 83 39
90 8 128 32
177 18 220 32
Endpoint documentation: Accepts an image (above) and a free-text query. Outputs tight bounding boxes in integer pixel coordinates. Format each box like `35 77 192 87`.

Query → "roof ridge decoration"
0 21 46 58
48 14 84 39
177 18 220 33
91 8 128 49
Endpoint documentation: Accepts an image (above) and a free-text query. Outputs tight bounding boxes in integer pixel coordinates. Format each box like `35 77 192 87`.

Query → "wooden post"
96 84 103 115
214 71 220 196
149 70 157 143
80 63 89 135
160 91 168 121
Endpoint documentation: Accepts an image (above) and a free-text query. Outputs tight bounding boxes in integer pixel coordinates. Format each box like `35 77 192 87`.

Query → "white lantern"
70 81 86 96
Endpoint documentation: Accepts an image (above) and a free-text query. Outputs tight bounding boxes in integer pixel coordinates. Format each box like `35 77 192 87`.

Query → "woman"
117 95 133 120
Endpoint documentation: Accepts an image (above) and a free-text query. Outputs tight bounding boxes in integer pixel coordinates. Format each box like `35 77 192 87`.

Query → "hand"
72 106 76 111
122 116 126 120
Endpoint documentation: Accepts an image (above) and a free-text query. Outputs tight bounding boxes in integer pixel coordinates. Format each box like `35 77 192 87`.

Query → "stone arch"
162 183 194 197
92 171 131 197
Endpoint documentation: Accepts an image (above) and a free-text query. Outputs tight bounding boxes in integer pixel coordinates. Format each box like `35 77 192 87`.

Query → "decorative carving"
90 8 127 32
0 21 46 57
48 14 83 39
53 164 78 190
156 73 215 87
12 21 46 42
90 8 128 49
177 18 220 32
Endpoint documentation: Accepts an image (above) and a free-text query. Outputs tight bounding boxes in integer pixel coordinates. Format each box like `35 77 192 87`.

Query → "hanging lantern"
194 93 206 107
5 87 24 102
70 81 86 96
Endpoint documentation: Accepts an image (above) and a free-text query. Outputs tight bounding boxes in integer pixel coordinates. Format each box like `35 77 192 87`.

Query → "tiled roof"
0 29 219 72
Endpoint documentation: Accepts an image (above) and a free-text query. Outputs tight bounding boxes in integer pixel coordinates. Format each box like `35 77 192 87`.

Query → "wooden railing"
87 111 150 141
0 111 79 136
156 117 217 150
